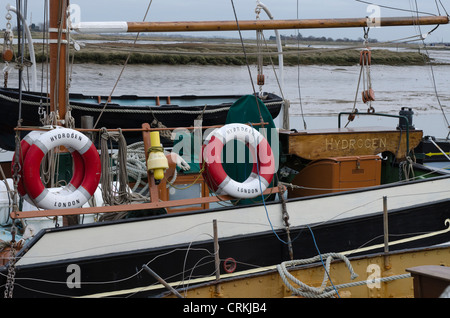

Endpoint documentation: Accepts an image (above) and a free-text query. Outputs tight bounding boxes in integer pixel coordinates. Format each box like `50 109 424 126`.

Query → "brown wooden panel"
288 155 381 198
281 127 423 160
407 265 450 298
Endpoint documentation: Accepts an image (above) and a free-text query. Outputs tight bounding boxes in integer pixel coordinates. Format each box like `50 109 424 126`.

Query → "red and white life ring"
21 128 101 210
202 123 275 199
12 130 44 198
12 129 85 204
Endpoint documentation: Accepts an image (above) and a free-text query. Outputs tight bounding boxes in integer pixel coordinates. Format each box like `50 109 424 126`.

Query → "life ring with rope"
201 123 275 199
20 127 100 210
12 129 86 205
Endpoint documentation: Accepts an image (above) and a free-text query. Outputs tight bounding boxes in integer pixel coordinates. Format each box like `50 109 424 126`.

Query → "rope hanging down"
99 128 147 207
92 0 154 129
345 27 375 127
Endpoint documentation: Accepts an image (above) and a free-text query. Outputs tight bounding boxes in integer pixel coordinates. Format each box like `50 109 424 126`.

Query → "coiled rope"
277 253 357 298
99 129 148 218
277 252 411 298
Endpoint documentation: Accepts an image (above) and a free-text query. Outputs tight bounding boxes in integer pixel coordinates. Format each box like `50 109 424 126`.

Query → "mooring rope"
99 128 148 210
277 253 411 298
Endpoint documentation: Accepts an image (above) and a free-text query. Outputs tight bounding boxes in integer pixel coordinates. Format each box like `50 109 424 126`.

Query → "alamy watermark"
171 120 280 173
366 5 381 28
68 4 81 26
66 263 81 289
366 264 382 289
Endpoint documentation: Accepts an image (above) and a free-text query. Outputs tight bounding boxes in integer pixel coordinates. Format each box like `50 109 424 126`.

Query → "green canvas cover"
172 95 279 205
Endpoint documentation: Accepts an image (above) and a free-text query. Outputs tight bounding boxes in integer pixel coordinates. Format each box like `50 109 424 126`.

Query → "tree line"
269 33 378 43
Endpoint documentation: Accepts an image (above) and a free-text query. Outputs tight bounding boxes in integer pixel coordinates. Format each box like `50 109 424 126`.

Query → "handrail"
10 186 282 219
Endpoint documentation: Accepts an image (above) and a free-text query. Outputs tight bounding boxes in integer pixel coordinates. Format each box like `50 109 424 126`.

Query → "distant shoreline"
19 33 450 66
57 49 432 66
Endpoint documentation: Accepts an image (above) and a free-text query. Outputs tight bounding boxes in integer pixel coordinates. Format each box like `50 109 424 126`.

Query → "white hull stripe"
15 177 450 266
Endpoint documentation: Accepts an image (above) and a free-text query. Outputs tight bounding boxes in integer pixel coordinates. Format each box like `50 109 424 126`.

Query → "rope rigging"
410 0 450 138
1 0 450 299
91 0 154 130
295 0 307 130
345 27 376 128
351 0 450 137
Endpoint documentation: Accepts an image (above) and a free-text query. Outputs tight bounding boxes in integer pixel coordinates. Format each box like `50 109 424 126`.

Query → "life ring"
22 128 101 210
223 257 237 273
202 123 275 199
12 130 44 198
12 130 86 204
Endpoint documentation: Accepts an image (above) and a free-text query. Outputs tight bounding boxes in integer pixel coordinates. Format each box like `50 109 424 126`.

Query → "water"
2 53 450 154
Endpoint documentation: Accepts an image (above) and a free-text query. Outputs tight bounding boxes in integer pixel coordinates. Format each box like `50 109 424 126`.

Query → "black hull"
1 197 448 298
416 137 450 163
0 88 283 151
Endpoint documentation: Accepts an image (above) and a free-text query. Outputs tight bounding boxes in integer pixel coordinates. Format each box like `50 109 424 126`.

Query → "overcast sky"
2 0 450 42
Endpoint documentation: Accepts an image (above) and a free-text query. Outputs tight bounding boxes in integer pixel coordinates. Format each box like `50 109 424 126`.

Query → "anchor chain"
4 130 24 298
3 225 17 298
2 11 14 88
278 184 294 260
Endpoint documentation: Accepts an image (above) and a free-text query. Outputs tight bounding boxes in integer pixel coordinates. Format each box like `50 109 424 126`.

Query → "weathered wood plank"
280 127 423 160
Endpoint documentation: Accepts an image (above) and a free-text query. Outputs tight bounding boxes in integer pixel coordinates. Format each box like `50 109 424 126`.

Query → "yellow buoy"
147 131 169 183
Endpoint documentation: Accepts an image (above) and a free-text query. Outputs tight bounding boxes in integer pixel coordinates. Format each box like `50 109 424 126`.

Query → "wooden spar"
122 16 449 33
49 0 69 118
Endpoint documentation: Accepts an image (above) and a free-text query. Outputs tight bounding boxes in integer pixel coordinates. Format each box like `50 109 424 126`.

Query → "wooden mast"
49 0 69 119
77 15 450 33
49 0 73 226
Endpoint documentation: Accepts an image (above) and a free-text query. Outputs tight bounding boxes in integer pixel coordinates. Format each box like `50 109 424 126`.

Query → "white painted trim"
47 39 69 44
70 22 128 34
48 28 68 33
